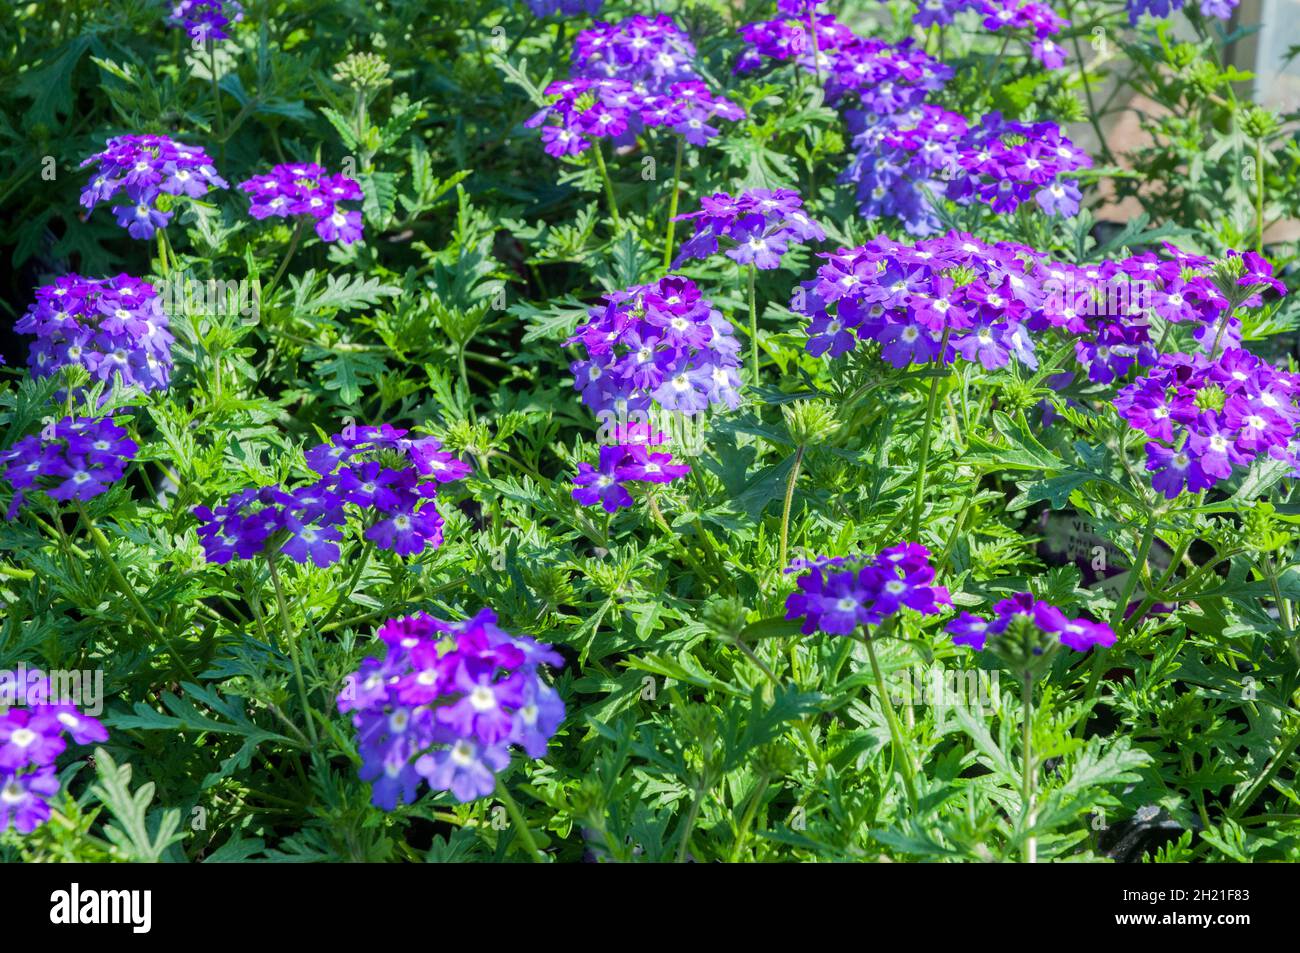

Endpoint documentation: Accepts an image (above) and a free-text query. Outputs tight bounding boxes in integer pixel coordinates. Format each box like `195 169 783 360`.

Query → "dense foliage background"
1 0 1299 862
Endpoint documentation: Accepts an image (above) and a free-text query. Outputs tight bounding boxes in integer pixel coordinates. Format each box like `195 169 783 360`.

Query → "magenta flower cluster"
674 188 825 271
567 276 743 415
895 1 1069 69
793 231 1045 370
238 162 365 245
0 670 109 834
1116 349 1300 498
16 274 173 395
526 77 745 156
80 134 229 240
0 416 137 519
1127 0 1237 24
571 426 691 513
167 0 244 41
337 609 565 807
571 14 699 91
785 544 951 635
843 107 1089 234
737 14 950 112
950 112 1090 215
528 15 743 156
948 592 1115 653
194 424 471 567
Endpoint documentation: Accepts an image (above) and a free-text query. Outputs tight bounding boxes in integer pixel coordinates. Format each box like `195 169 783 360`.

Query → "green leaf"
964 412 1065 472
89 748 185 863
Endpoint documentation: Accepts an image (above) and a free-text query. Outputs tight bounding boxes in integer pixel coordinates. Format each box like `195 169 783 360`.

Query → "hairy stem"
864 634 919 812
909 329 952 539
1022 672 1037 863
593 141 622 233
662 135 684 270
779 445 805 570
266 553 319 746
495 778 547 863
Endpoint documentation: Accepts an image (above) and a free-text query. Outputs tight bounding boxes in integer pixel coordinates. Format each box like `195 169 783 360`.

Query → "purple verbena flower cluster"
571 427 691 512
897 0 1069 69
0 669 109 834
528 15 743 156
738 15 950 111
337 609 564 807
1116 348 1300 498
1040 245 1225 385
571 14 698 91
674 188 825 271
16 274 173 394
794 234 1288 411
80 135 228 240
1127 0 1238 25
168 0 244 41
736 13 857 78
194 424 471 567
778 0 829 12
828 37 952 111
951 112 1090 215
525 77 745 155
842 107 1089 233
948 592 1115 652
238 162 365 244
567 276 743 415
842 105 966 235
0 416 137 519
785 543 951 635
793 231 1044 369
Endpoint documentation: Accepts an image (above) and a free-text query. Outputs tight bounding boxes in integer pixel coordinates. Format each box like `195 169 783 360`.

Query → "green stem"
675 782 707 863
496 778 547 863
208 40 225 149
155 231 171 281
264 220 305 298
1266 559 1300 666
317 547 370 633
75 502 197 681
1207 310 1233 363
662 135 684 271
1110 513 1158 631
266 553 319 746
909 330 951 539
864 635 919 812
1022 672 1037 863
1254 136 1265 254
647 494 713 585
457 344 476 422
747 264 759 386
1078 513 1160 733
778 445 805 570
985 34 1012 91
592 141 622 233
936 482 977 575
729 770 772 862
1229 716 1300 820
